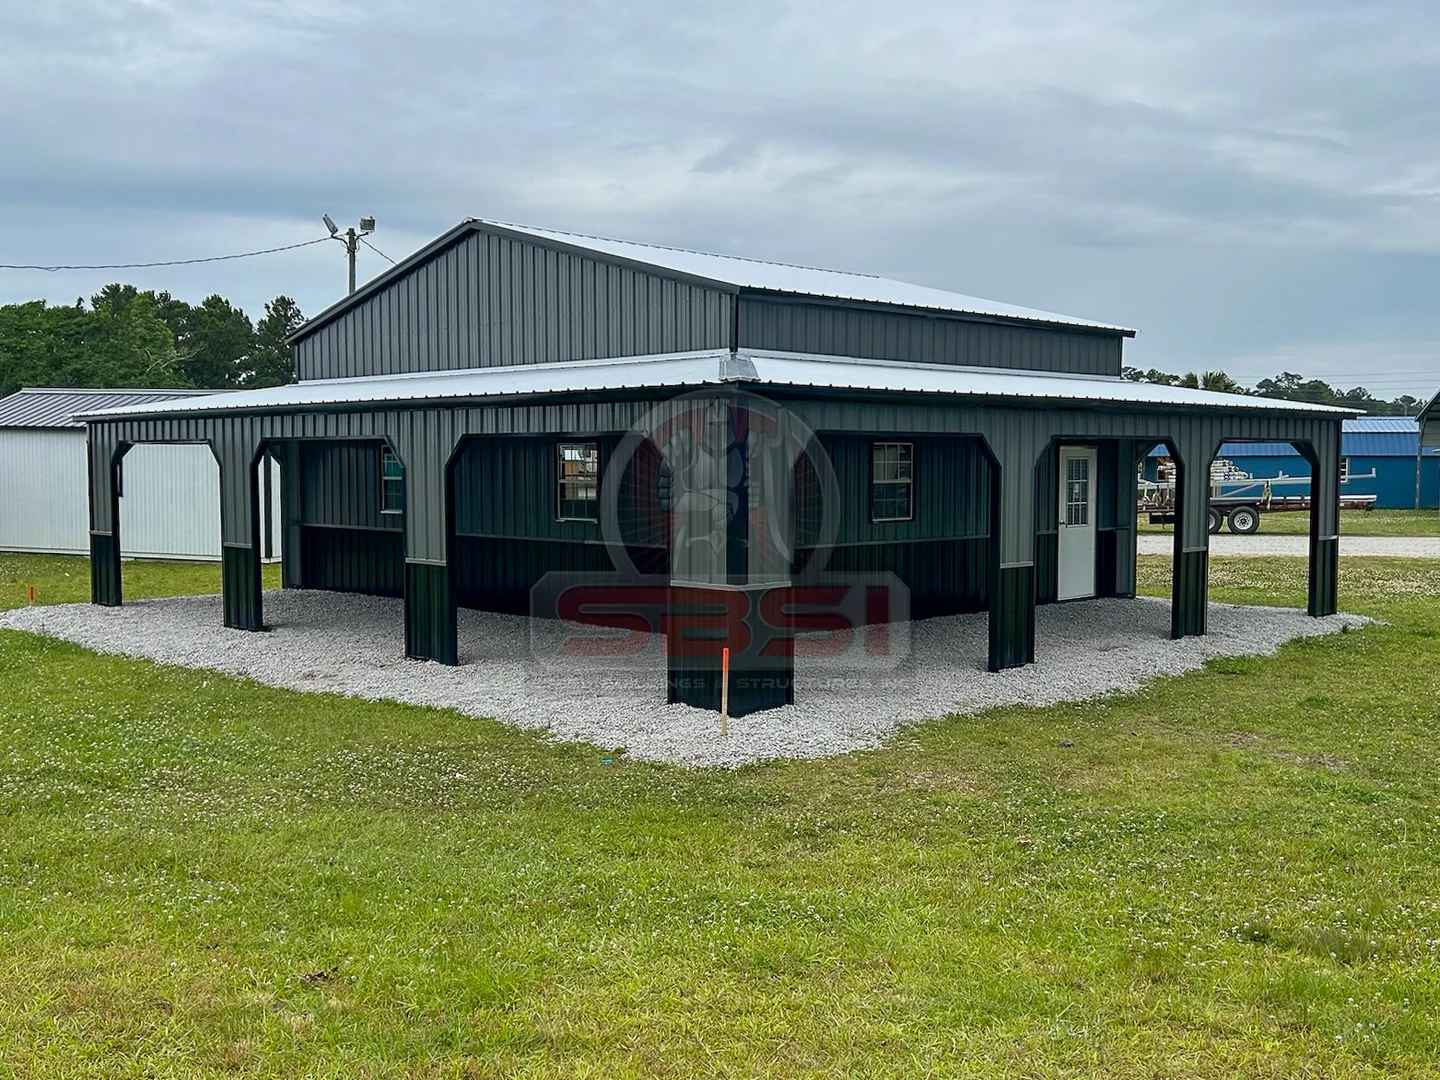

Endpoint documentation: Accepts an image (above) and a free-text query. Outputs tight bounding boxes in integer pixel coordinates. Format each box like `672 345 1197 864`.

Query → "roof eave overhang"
78 383 1358 426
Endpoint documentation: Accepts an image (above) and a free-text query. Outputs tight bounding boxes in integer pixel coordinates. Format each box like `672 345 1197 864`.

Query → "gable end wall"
296 230 734 380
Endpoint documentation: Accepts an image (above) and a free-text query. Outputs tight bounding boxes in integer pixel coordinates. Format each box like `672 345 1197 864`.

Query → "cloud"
2 0 1439 396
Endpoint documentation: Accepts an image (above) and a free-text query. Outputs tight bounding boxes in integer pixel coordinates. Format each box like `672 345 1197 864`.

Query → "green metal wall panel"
301 526 405 597
814 538 987 618
90 532 121 606
301 441 401 531
1171 549 1208 638
1034 532 1058 604
988 564 1035 670
405 561 457 664
222 545 262 630
452 535 617 615
1309 537 1339 616
817 434 990 546
451 436 609 543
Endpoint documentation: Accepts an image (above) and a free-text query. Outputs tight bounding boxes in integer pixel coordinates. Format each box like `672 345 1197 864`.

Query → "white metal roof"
0 387 220 429
77 350 1353 421
741 351 1356 414
483 220 1135 334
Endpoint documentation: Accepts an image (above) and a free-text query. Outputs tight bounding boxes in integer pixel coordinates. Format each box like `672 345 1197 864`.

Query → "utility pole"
323 215 376 296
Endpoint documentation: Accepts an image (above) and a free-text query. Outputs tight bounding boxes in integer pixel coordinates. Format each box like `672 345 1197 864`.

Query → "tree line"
0 284 305 398
1122 367 1426 416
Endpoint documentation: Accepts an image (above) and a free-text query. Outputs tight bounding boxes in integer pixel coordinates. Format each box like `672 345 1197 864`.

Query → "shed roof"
0 387 218 430
291 220 1136 345
76 350 1355 423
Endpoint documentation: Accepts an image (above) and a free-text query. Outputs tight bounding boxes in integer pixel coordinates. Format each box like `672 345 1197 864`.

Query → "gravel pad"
1 591 1368 768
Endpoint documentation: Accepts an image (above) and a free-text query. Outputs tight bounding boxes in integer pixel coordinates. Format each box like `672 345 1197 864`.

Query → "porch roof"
76 349 1357 422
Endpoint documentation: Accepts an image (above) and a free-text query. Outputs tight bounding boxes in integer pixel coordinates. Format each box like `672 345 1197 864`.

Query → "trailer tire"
1228 505 1260 534
1207 507 1223 534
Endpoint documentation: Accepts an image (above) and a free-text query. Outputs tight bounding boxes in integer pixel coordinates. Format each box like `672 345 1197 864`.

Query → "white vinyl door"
1057 446 1098 601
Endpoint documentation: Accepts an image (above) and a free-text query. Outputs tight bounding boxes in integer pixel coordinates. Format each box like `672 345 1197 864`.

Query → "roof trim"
10 386 219 397
76 349 1355 423
1420 388 1440 449
0 386 229 430
287 218 1137 346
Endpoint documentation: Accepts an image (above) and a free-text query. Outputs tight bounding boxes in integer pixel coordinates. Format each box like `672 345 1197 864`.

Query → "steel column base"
405 561 457 664
988 564 1035 671
1308 536 1339 617
664 585 794 715
90 532 122 607
222 545 263 630
1171 548 1208 638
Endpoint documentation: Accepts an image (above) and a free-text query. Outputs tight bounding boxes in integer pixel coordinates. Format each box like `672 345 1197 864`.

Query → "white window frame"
871 441 915 523
380 447 404 515
556 441 600 523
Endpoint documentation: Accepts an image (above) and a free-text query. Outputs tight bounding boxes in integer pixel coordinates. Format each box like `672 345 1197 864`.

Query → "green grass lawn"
1 554 1439 1077
0 553 282 610
1137 508 1440 537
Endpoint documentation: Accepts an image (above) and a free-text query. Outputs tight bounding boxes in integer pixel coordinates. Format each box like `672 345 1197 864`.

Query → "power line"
0 235 332 272
359 236 395 265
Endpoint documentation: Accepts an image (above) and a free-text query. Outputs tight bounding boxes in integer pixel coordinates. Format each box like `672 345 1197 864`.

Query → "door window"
1064 455 1090 527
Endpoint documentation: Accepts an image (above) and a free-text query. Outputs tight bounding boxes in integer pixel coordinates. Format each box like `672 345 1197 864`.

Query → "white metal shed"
0 388 280 561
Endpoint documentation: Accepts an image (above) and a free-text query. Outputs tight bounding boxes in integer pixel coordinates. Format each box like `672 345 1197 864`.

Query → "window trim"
870 440 915 523
380 446 404 516
556 440 601 523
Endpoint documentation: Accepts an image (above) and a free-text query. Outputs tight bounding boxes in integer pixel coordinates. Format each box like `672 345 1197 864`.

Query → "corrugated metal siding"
302 527 404 596
300 441 400 531
451 436 608 543
118 443 222 559
818 538 988 618
0 430 275 560
0 429 89 553
739 299 1122 376
296 230 734 380
453 536 615 614
816 434 990 545
89 398 1346 586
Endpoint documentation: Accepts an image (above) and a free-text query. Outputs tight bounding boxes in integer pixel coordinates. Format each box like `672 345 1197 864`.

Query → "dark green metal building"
81 220 1352 714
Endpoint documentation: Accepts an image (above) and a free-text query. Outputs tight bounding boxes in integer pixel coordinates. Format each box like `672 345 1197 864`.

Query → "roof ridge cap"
482 218 889 282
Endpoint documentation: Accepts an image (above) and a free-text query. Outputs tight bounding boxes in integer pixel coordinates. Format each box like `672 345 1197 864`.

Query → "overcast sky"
3 0 1439 398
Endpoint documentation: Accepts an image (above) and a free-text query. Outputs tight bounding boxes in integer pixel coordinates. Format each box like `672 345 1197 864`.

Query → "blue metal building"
1148 417 1439 509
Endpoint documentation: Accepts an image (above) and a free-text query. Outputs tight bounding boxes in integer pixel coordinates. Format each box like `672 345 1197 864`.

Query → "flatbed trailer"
1138 469 1377 534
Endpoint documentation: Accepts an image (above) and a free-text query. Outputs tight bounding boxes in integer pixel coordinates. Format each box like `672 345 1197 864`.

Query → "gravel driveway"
1138 534 1440 557
0 590 1367 768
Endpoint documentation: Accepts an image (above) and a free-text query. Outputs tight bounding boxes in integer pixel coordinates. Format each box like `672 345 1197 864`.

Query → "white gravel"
1137 534 1440 557
0 591 1368 768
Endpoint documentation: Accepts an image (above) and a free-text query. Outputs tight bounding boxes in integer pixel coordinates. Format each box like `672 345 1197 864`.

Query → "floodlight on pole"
323 215 378 295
